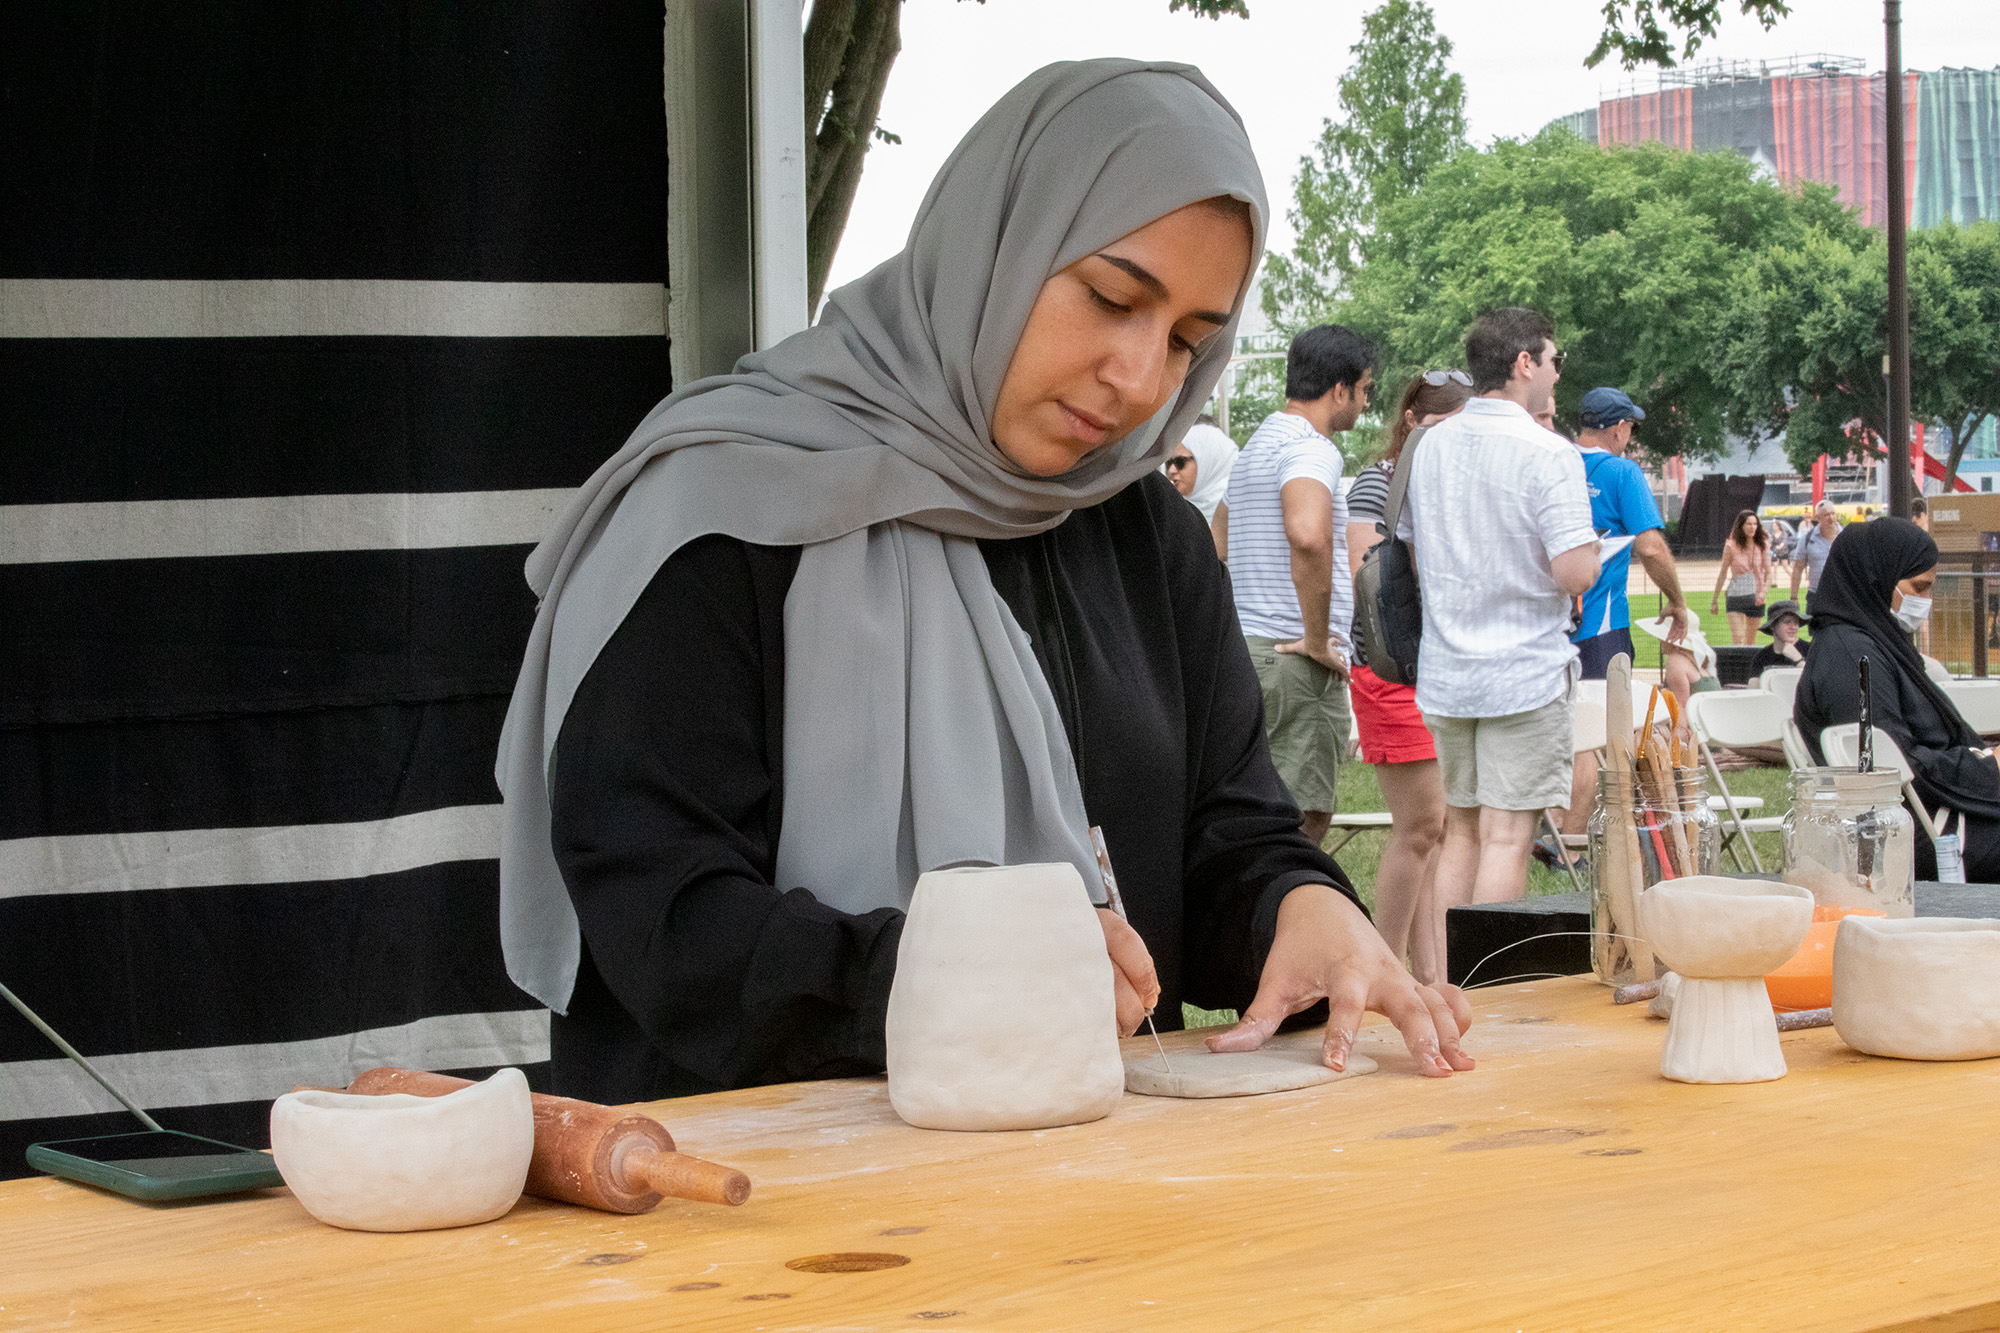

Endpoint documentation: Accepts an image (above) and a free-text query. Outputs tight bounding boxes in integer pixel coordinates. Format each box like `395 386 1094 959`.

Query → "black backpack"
1350 426 1427 688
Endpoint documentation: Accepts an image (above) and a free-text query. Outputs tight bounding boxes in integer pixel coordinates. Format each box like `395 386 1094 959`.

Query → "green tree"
803 0 1248 312
801 0 1779 315
1588 0 1791 70
1722 220 2000 485
1260 0 1467 331
1337 129 1850 462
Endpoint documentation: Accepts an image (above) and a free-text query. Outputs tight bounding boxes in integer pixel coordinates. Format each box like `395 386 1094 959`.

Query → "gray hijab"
497 59 1267 1012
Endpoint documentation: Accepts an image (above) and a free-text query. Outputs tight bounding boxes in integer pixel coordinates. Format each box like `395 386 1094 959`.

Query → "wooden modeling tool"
1092 825 1172 1073
342 1068 749 1213
1603 654 1655 982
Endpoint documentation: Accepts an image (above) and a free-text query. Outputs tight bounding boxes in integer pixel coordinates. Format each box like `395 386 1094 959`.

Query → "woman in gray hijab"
501 59 1474 1103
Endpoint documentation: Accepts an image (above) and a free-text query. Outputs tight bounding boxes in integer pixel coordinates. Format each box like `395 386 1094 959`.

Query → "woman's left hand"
1205 883 1476 1077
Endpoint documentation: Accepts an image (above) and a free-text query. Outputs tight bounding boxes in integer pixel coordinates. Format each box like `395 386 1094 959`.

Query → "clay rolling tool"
1775 1007 1833 1032
343 1068 750 1212
1092 825 1172 1073
1613 979 1663 1005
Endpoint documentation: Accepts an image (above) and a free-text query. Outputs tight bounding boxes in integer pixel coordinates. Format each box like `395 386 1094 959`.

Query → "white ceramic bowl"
1832 916 2000 1060
270 1067 534 1231
1640 876 1815 979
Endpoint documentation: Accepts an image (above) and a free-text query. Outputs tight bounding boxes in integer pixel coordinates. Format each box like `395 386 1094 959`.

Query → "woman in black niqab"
1795 517 2000 878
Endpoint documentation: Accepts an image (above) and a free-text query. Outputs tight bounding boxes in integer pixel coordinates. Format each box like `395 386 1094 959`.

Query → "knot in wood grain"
786 1252 912 1273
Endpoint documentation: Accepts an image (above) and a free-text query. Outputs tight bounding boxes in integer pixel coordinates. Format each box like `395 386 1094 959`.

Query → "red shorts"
1348 665 1437 765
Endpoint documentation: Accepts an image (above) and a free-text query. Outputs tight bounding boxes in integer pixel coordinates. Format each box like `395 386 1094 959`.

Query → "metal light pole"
1884 0 1915 519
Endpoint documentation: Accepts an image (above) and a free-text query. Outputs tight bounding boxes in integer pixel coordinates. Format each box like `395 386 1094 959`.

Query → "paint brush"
1091 826 1171 1073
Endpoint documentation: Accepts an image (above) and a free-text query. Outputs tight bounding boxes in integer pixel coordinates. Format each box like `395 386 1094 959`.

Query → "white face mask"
1893 594 1932 632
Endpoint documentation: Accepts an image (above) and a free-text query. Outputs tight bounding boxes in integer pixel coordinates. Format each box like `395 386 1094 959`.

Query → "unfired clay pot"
1832 916 2000 1060
270 1066 534 1231
1639 876 1814 1084
886 863 1124 1131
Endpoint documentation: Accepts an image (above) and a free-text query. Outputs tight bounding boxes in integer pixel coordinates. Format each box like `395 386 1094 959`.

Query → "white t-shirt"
1224 411 1350 647
1395 397 1596 718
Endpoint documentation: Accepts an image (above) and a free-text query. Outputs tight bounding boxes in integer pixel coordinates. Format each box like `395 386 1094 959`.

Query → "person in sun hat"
1750 599 1810 682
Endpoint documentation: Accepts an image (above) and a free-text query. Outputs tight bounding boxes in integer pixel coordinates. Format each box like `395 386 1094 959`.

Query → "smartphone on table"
28 1129 284 1201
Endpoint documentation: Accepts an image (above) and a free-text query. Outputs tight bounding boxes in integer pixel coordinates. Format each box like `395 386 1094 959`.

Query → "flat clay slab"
1124 1028 1379 1099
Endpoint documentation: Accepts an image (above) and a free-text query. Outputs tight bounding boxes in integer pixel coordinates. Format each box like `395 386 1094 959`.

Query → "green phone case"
28 1131 285 1202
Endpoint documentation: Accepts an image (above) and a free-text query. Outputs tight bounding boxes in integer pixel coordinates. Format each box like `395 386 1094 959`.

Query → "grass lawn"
1626 586 1792 670
1183 743 1797 1030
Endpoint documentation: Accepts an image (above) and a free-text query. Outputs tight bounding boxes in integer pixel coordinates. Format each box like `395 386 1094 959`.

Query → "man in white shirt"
1213 324 1374 845
1789 499 1840 614
1396 308 1600 904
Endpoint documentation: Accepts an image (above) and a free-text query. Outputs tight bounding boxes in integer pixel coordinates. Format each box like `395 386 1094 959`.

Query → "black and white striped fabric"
1 4 670 1175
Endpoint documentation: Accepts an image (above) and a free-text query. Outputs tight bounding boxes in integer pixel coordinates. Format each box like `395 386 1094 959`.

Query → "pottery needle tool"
1091 825 1172 1073
1856 655 1878 877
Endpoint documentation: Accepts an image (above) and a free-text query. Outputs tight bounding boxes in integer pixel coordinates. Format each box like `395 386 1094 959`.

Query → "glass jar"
1781 768 1915 917
1589 767 1720 985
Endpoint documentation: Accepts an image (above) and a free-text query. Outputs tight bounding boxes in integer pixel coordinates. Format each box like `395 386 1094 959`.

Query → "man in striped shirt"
1213 324 1375 845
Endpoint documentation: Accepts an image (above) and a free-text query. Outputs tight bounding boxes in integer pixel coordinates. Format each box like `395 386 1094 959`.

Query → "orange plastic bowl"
1765 905 1888 1010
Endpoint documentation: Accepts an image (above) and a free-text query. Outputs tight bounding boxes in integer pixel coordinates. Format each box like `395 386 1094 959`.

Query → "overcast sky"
824 0 2000 292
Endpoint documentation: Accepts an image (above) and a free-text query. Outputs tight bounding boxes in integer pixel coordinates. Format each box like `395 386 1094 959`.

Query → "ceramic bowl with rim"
1640 876 1815 979
1832 916 2000 1061
270 1066 534 1231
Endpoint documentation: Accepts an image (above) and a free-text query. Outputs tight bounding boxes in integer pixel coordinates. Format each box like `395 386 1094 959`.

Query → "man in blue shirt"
1540 388 1698 869
1570 388 1689 677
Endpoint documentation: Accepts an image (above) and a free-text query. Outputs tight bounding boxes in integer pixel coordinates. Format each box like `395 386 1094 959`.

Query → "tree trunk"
1943 411 1993 493
804 0 902 314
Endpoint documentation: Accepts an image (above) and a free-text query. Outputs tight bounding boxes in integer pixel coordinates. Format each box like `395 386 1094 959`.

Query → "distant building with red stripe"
1553 56 1998 229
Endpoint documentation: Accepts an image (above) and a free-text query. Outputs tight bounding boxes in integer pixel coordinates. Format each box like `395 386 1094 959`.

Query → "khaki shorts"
1425 671 1577 811
1246 635 1351 814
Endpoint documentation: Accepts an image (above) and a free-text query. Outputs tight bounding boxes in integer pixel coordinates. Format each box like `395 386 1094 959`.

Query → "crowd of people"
1183 313 1998 978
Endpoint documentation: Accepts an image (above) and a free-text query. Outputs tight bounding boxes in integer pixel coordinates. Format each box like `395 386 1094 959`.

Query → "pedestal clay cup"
885 863 1124 1131
1639 876 1814 1084
270 1066 534 1231
1832 916 2000 1060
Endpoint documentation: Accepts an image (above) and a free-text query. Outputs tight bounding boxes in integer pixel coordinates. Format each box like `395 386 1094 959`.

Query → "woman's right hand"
1096 907 1161 1037
1709 595 1719 614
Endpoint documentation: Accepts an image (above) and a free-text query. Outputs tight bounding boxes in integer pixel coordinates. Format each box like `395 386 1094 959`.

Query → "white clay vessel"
1639 876 1813 1084
270 1066 534 1231
1832 916 2000 1060
886 863 1124 1131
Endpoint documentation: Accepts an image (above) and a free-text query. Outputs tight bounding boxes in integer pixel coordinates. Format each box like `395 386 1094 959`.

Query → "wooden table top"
7 976 1999 1332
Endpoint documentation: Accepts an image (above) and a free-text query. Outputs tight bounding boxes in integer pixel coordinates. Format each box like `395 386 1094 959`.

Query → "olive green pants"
1245 635 1351 814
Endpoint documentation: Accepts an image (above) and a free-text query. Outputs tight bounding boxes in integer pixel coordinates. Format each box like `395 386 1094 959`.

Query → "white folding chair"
1324 810 1393 856
1537 689 1613 894
1816 723 1948 842
1782 717 1815 770
1923 655 1955 685
1943 680 2000 738
1685 691 1789 872
1760 666 1803 712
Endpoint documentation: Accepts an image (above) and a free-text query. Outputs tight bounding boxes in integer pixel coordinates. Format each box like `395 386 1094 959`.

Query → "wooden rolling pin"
344 1067 750 1212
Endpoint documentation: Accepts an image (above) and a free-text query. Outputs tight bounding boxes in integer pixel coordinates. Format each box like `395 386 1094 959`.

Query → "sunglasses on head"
1165 455 1193 470
1421 369 1473 387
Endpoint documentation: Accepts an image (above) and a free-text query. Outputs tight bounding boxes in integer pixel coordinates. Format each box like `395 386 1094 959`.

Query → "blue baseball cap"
1579 387 1646 429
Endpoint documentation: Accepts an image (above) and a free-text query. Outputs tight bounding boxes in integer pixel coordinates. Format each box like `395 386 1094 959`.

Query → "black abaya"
1794 518 2000 879
547 474 1356 1104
